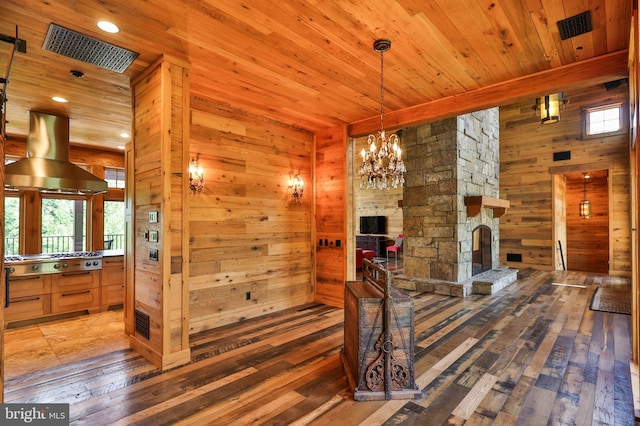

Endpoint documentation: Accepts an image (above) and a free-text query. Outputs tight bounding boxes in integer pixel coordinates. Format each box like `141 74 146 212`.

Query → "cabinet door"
51 270 100 314
51 270 99 293
101 256 125 311
102 257 124 286
5 275 52 322
8 275 51 299
52 288 99 314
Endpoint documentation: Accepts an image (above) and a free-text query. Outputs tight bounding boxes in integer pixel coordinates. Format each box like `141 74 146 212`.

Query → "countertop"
101 249 125 257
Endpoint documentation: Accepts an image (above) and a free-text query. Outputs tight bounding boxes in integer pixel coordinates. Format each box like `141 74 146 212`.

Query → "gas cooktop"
4 251 102 263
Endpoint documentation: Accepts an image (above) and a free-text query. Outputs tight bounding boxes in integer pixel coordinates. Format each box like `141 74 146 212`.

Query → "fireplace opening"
472 225 492 276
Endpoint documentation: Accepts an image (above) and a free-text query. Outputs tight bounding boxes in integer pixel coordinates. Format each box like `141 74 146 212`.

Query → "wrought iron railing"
104 234 125 250
4 233 125 255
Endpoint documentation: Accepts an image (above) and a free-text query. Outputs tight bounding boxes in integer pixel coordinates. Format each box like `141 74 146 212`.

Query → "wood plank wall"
314 126 347 308
354 136 403 245
500 83 631 275
565 175 609 273
187 96 314 333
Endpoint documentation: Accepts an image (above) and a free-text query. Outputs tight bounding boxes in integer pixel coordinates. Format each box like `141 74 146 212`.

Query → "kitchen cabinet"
51 270 100 314
5 275 52 323
101 256 124 311
4 254 125 325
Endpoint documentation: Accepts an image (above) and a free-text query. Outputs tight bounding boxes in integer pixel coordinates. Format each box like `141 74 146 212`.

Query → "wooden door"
566 170 609 273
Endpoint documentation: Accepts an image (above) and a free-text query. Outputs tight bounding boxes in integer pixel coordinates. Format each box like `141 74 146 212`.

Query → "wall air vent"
506 253 522 262
42 24 138 73
135 309 150 340
557 11 592 40
553 151 571 161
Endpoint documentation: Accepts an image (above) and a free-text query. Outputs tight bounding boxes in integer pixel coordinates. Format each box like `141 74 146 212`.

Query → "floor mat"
590 287 632 315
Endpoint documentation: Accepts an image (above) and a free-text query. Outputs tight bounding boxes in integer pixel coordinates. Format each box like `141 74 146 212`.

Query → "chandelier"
359 39 406 190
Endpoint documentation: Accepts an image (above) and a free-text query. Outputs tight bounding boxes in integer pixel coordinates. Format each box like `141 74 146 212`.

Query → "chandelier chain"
380 48 385 133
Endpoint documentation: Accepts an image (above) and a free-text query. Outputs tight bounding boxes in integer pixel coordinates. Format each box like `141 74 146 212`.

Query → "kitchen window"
105 167 125 189
41 197 87 253
104 200 125 250
4 195 20 255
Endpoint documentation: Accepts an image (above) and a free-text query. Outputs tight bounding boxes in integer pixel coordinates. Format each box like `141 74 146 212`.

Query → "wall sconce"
189 158 205 194
288 174 304 203
535 93 567 124
579 173 591 219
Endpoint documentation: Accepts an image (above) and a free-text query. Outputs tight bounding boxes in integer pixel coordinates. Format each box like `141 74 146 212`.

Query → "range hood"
4 112 108 195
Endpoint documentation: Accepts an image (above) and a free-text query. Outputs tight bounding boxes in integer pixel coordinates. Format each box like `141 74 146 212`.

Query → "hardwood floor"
3 269 635 425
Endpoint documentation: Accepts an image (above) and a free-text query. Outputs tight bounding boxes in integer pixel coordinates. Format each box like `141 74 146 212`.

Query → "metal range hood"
4 112 108 195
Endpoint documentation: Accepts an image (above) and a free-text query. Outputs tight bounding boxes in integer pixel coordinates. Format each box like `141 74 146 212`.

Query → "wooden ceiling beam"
347 50 629 137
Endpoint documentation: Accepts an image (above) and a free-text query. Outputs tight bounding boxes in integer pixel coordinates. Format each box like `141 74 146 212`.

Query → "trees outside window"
4 196 19 255
104 201 125 250
41 198 86 253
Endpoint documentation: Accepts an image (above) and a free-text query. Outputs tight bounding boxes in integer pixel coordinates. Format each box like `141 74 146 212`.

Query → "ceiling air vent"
557 11 592 40
42 23 138 73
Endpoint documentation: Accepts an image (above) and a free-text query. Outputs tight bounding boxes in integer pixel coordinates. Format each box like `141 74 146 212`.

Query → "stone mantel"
464 196 510 218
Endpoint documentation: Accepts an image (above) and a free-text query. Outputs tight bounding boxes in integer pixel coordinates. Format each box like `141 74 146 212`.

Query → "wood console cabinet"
342 261 420 401
356 235 387 257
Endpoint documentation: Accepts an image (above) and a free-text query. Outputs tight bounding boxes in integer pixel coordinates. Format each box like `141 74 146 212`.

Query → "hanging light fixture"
579 173 591 219
189 158 205 194
288 173 304 203
359 39 406 190
536 93 566 124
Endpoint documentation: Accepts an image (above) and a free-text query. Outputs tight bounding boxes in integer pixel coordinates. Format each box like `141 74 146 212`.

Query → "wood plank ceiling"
0 0 632 151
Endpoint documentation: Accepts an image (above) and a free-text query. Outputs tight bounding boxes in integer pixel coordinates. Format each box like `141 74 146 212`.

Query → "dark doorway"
472 225 492 276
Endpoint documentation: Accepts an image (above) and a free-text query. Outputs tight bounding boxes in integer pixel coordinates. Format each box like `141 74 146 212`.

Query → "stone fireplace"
394 108 517 296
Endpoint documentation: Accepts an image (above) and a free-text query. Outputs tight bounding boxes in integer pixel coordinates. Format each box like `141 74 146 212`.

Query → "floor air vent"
42 23 139 73
557 11 592 40
135 309 150 340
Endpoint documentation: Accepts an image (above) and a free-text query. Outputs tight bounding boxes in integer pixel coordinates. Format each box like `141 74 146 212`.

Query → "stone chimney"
396 108 505 296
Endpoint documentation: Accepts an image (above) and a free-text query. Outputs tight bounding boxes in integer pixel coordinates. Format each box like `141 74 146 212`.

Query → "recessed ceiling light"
97 20 119 34
119 132 130 139
52 96 68 103
117 145 125 150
